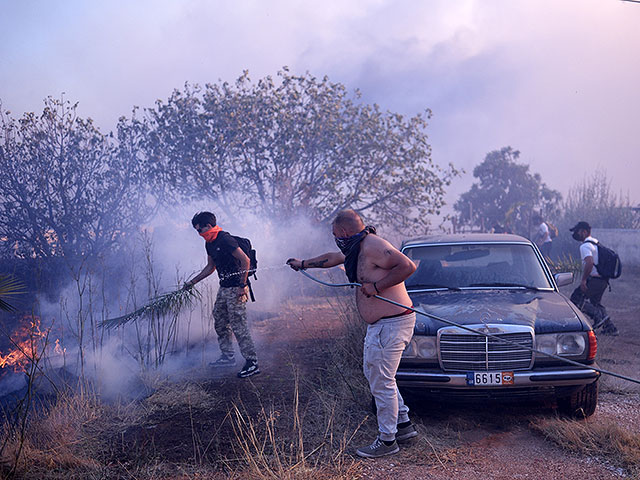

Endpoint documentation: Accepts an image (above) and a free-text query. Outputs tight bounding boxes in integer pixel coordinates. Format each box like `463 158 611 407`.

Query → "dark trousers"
570 276 608 323
539 241 552 259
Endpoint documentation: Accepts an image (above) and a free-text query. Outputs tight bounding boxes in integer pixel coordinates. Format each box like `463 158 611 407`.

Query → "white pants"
363 312 416 442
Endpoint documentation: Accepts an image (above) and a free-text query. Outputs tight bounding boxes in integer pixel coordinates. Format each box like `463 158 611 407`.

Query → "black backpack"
584 240 622 279
233 235 258 301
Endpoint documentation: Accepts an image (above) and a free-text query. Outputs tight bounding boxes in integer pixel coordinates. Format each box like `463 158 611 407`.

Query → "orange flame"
0 315 47 374
54 338 66 356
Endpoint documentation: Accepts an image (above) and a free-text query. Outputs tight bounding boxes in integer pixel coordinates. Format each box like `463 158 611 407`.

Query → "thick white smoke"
2 200 348 401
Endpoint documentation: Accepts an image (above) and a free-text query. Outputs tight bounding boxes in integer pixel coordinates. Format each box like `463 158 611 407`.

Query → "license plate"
466 371 514 386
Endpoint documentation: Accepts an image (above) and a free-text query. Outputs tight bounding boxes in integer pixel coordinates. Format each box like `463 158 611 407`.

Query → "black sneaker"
238 360 260 378
356 437 399 458
600 319 619 336
209 355 235 367
396 423 418 442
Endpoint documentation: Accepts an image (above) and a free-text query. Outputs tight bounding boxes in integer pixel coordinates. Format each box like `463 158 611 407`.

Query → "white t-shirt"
580 236 600 277
536 222 551 244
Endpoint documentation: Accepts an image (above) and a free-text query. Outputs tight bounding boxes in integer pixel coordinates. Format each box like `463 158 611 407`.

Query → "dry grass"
224 300 371 480
226 375 363 480
144 380 221 415
1 390 103 477
0 386 152 479
18 289 640 478
319 296 370 406
531 416 640 476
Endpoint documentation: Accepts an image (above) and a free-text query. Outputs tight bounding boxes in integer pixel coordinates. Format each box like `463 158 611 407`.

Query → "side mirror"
554 272 574 287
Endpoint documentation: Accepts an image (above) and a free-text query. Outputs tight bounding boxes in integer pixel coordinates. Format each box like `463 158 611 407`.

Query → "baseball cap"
569 221 590 232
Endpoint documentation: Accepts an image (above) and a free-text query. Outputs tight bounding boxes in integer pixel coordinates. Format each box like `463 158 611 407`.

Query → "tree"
136 69 458 232
0 97 152 260
454 147 561 235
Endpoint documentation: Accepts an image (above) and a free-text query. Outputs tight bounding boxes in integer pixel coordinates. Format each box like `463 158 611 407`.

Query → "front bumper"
396 366 600 389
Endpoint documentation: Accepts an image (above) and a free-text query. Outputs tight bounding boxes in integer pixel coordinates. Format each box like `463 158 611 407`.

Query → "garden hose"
297 269 640 386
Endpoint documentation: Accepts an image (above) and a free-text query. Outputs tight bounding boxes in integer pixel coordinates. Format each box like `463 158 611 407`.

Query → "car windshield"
403 243 553 290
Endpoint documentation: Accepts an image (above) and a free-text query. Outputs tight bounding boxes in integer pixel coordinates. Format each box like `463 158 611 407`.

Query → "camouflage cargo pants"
213 286 257 362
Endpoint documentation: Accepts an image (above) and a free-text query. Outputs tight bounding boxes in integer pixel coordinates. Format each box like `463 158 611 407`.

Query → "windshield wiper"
467 282 543 291
408 284 462 291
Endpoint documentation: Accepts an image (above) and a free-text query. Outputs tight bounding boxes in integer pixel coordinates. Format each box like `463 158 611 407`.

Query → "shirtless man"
287 209 417 458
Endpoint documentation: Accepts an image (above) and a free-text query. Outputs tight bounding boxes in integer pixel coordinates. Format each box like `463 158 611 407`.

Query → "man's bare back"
356 234 415 323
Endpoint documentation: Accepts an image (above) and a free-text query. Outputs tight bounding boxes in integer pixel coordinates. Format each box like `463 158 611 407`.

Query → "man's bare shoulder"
361 234 398 255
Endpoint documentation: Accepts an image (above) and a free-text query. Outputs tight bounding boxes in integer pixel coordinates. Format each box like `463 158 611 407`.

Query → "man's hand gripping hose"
296 269 640 386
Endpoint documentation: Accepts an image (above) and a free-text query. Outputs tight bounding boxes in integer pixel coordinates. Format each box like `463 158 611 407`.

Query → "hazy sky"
1 0 639 209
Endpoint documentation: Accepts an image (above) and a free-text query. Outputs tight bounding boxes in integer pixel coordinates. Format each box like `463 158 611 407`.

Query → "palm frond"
0 274 25 313
101 287 201 329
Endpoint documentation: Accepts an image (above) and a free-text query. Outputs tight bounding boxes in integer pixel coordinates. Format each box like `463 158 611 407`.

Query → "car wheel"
557 380 598 418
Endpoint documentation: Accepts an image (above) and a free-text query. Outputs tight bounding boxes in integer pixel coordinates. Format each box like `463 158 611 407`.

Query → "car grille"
439 331 533 372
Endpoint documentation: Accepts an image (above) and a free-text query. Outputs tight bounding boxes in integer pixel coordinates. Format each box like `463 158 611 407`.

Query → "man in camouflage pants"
213 286 258 368
185 211 259 378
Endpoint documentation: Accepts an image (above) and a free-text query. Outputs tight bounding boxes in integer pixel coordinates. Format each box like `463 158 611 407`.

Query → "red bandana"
199 225 222 243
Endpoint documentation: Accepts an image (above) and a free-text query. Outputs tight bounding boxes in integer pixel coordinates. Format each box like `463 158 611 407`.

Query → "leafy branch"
0 274 25 313
100 286 201 329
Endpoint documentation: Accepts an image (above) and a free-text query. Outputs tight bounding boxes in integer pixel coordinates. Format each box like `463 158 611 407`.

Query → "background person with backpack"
569 221 619 336
532 214 555 260
184 211 260 378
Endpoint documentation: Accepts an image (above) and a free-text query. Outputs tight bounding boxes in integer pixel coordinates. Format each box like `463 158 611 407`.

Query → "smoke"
0 199 348 401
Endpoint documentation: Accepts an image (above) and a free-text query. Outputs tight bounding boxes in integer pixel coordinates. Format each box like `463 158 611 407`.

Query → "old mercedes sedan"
397 233 599 417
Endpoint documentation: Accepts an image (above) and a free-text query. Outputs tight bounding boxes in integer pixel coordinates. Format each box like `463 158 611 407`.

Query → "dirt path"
360 425 626 480
355 392 639 480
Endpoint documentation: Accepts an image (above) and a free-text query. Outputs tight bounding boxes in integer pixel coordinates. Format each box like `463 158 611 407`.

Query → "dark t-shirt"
205 231 245 288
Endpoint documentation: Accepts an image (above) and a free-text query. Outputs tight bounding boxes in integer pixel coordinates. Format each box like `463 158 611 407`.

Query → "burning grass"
0 315 48 374
531 416 640 477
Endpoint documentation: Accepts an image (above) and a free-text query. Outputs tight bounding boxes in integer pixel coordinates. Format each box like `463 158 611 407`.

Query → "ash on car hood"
409 290 585 335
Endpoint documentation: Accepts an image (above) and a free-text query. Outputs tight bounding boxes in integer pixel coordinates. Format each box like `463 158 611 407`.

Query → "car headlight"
402 339 418 358
536 333 586 357
557 333 586 355
403 336 437 360
536 335 557 355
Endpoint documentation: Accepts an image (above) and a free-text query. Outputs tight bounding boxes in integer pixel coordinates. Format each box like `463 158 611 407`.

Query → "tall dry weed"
227 367 363 480
532 416 640 476
1 390 103 477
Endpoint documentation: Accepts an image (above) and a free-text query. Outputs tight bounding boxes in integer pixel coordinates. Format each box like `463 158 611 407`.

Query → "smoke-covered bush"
131 69 459 233
0 97 153 261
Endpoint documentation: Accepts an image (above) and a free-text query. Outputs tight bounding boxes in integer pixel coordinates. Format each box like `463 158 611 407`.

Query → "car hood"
408 289 587 335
